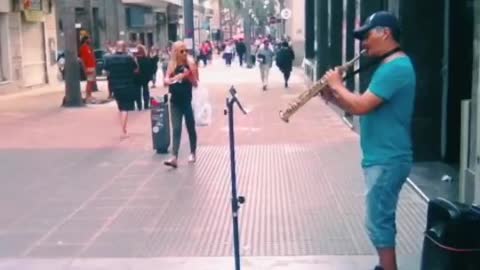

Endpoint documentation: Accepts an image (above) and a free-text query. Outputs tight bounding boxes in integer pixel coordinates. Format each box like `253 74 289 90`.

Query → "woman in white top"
223 40 235 66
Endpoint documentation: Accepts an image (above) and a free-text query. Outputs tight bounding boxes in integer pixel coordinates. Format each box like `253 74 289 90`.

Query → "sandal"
164 158 178 168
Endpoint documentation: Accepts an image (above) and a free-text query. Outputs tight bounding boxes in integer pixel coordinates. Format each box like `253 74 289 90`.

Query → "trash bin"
421 197 480 270
150 94 171 154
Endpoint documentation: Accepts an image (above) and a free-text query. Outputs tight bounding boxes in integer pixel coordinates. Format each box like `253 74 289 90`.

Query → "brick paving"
0 57 426 269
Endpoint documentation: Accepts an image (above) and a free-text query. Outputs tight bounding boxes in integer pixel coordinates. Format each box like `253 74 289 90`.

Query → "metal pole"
225 87 247 270
441 0 450 160
60 0 83 107
460 100 471 203
183 0 195 56
227 97 241 270
243 0 253 68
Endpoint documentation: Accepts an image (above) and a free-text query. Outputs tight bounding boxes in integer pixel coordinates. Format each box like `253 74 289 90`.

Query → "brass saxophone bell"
279 110 289 123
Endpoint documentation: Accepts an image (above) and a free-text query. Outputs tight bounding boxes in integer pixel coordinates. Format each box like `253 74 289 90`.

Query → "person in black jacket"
149 46 160 88
235 39 247 66
275 41 295 88
103 41 138 136
134 45 155 110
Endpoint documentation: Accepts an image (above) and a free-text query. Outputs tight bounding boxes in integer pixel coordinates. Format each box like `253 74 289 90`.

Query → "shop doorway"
444 0 474 165
168 23 178 42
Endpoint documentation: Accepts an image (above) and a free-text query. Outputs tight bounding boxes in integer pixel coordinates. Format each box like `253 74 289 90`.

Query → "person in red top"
79 36 96 102
199 42 211 66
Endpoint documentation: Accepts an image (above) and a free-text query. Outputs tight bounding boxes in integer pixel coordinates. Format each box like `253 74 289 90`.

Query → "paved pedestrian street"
0 59 427 269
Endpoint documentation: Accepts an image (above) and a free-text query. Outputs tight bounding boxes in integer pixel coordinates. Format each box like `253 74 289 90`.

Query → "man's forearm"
332 85 360 114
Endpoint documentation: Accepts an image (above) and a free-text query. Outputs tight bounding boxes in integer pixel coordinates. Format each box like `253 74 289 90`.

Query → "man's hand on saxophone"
324 66 384 116
321 68 344 106
324 68 345 91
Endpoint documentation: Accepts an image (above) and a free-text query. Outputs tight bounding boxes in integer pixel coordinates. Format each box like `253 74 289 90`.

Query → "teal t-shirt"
360 56 416 167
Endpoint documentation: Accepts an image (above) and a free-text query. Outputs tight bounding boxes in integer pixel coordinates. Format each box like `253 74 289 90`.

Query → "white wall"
0 1 11 13
0 5 59 93
43 0 59 85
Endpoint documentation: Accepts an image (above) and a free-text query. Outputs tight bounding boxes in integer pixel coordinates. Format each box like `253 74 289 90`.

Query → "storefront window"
21 0 43 11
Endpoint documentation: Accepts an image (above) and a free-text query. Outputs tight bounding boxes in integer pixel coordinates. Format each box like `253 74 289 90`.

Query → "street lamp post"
183 0 195 56
243 0 253 68
60 0 83 107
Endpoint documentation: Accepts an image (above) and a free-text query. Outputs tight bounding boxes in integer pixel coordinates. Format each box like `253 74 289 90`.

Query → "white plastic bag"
192 85 212 126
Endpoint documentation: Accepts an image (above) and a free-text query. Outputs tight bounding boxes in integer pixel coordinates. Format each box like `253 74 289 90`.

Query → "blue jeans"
363 163 411 249
170 102 197 157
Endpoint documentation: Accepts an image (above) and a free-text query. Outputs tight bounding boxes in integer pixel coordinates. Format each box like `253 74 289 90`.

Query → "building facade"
0 0 58 93
55 0 188 52
56 0 127 51
209 0 221 38
120 0 213 49
283 0 305 66
194 0 214 45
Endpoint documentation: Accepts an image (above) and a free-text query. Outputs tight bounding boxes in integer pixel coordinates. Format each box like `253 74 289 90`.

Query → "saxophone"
279 50 366 123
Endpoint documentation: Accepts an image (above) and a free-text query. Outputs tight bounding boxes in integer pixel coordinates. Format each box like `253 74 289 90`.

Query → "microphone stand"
224 86 247 270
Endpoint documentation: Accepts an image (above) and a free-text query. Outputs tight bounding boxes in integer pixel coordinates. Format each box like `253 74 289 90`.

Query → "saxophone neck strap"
350 47 402 77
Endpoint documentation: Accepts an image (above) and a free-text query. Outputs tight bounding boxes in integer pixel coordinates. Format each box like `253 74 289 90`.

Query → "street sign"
280 8 292 20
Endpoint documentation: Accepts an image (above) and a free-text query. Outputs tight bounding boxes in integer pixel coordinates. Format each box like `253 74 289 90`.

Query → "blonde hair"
166 41 195 78
166 41 199 83
136 44 147 56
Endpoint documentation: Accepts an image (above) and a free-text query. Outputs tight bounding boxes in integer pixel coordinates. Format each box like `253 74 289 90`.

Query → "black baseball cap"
353 11 400 40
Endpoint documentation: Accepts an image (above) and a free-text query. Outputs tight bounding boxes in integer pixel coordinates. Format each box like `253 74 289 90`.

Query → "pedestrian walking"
103 41 139 137
78 35 97 103
223 40 235 67
235 38 247 67
163 41 199 168
199 41 210 67
322 11 416 270
160 43 172 80
104 41 116 100
149 46 160 88
275 41 295 88
256 39 275 90
134 44 155 110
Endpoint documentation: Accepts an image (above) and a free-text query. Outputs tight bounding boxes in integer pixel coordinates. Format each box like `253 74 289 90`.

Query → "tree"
223 0 242 10
221 0 243 38
220 0 279 37
250 0 278 35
